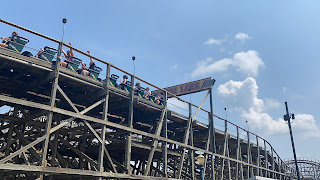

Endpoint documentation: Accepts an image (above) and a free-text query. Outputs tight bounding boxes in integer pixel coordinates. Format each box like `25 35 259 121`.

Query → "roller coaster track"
0 18 289 179
284 158 320 180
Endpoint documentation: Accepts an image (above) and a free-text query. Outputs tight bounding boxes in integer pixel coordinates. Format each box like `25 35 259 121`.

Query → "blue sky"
1 1 320 160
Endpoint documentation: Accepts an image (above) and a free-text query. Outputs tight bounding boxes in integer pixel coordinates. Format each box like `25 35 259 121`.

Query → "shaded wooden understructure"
0 19 288 179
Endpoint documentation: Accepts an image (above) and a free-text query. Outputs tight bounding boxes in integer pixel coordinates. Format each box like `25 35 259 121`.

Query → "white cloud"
192 50 264 78
191 57 232 78
242 109 288 135
203 38 223 45
264 98 282 110
233 50 264 76
235 33 250 40
217 77 320 137
218 77 264 112
292 114 320 137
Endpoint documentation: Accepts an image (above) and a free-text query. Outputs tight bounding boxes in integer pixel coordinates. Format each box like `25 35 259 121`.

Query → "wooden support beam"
256 135 261 176
50 114 61 168
33 126 76 169
203 113 211 177
0 94 288 177
59 138 98 169
52 86 116 173
144 101 167 176
209 89 216 180
13 127 41 161
0 118 69 164
220 120 231 180
278 155 281 180
125 75 135 174
189 104 195 180
0 111 47 131
240 145 244 179
5 106 18 157
57 85 79 113
98 64 117 176
40 41 63 175
79 128 87 169
271 147 275 178
0 163 168 179
162 92 168 178
236 127 241 180
21 149 30 165
264 140 268 177
5 121 14 157
177 91 209 179
246 131 251 179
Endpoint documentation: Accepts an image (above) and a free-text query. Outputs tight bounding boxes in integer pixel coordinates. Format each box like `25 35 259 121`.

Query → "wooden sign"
153 77 215 97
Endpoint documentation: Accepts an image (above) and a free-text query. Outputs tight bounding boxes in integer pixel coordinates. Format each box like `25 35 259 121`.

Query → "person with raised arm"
87 50 96 70
77 50 97 76
61 42 74 67
35 48 44 58
144 87 151 100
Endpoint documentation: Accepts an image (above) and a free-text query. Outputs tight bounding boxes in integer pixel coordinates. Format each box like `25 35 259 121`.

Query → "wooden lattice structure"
0 19 288 179
284 158 320 180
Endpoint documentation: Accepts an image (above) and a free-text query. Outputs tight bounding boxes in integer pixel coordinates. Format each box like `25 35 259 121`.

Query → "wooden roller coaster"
0 19 289 179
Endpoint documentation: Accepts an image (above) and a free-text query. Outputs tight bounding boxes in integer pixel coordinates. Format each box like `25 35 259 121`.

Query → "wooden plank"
0 163 170 179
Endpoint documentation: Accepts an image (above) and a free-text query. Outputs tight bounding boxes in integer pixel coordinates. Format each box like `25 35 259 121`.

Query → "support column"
209 89 216 180
189 104 195 180
144 96 167 176
247 131 251 179
49 114 61 180
240 145 244 180
50 114 61 168
5 106 18 157
235 127 240 180
125 75 134 174
203 112 212 177
40 41 63 179
256 135 261 176
79 127 87 170
264 140 268 177
98 64 111 178
162 91 168 177
220 120 231 180
271 147 275 178
278 155 282 180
